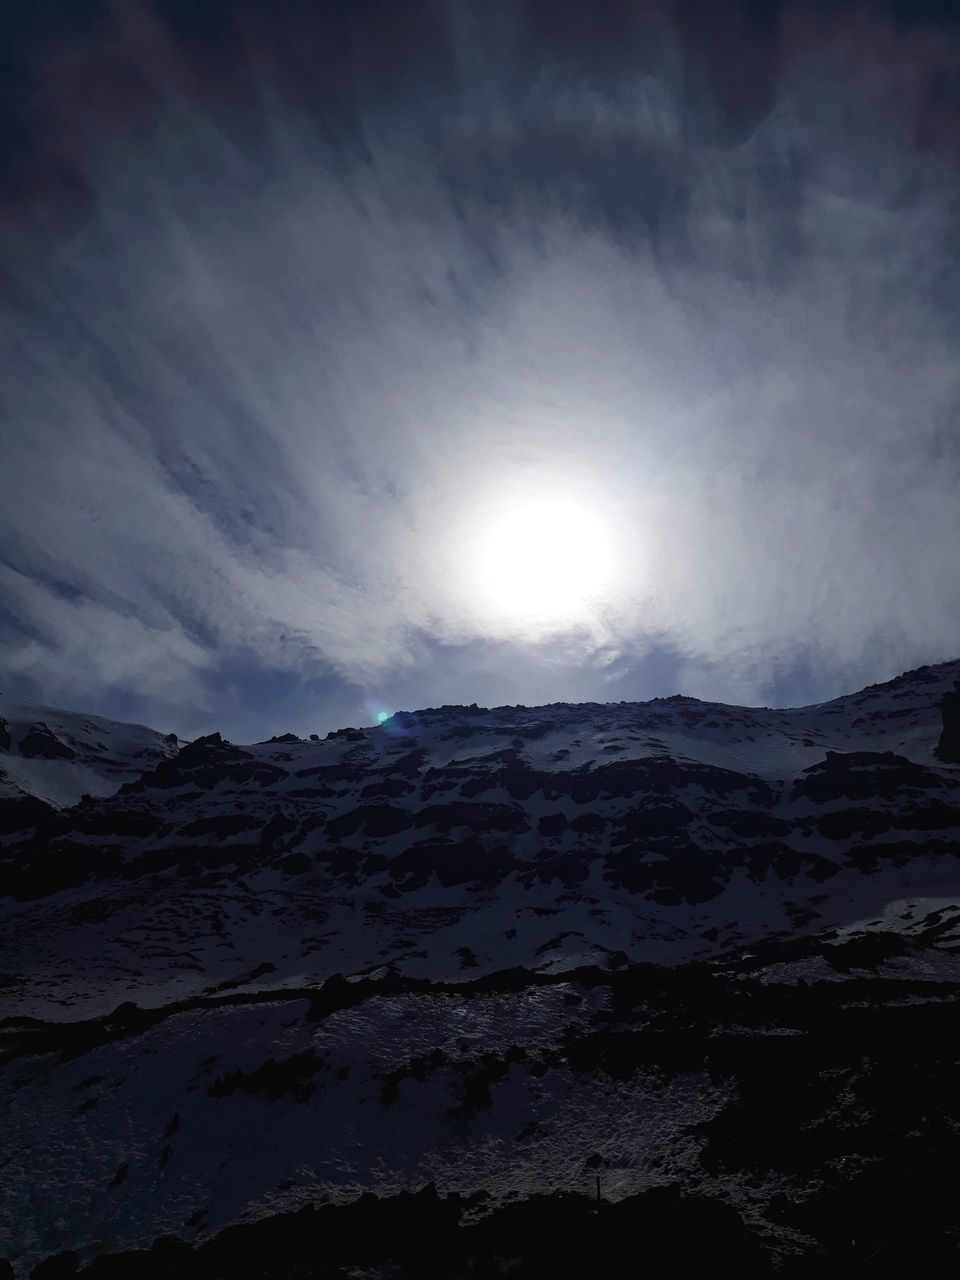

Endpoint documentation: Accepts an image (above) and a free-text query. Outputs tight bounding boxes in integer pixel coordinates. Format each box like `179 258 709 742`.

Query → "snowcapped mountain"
0 701 181 816
2 662 960 1276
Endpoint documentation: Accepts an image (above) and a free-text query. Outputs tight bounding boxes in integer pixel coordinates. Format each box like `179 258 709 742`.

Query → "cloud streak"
2 1 960 732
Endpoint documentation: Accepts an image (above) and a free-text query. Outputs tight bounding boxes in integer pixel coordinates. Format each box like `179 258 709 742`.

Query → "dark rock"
119 734 269 794
74 809 165 839
258 810 299 850
208 1049 326 1103
326 804 413 840
519 849 592 888
707 809 792 838
79 1250 176 1278
277 851 312 875
178 814 261 840
794 751 945 803
379 749 428 778
537 812 568 837
294 762 366 783
613 799 694 843
604 841 726 903
20 723 75 760
729 842 839 885
935 680 960 763
845 836 960 873
569 811 606 834
361 775 414 799
547 756 773 806
822 931 910 971
389 839 517 891
30 1253 80 1279
414 802 530 834
150 1235 191 1260
0 792 55 835
815 808 879 840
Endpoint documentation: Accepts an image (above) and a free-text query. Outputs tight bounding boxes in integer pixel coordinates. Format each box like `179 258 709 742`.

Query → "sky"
1 0 960 741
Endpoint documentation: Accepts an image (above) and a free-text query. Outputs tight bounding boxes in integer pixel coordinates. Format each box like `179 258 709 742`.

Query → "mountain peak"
4 659 960 1275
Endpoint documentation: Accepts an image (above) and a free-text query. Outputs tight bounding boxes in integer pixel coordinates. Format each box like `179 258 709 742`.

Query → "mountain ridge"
3 659 960 1275
4 655 959 812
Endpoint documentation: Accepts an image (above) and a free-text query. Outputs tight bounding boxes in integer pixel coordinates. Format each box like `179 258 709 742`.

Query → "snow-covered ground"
0 702 180 809
2 660 960 1274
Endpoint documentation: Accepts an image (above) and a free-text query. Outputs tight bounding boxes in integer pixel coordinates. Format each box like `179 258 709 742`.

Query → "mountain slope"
3 661 959 1019
0 701 181 813
2 662 960 1276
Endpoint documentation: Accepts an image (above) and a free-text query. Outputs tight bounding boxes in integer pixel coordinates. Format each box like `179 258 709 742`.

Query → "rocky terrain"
2 661 960 1276
0 702 181 829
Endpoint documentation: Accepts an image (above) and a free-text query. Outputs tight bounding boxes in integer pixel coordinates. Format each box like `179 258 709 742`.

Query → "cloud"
0 563 212 708
2 1 960 729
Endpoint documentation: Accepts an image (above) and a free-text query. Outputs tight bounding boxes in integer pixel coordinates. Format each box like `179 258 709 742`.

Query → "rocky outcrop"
794 750 946 803
935 680 960 763
0 787 54 835
120 732 286 793
12 937 960 1276
19 723 75 760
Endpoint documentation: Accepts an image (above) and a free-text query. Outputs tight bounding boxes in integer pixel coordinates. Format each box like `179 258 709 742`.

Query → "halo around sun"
465 490 619 633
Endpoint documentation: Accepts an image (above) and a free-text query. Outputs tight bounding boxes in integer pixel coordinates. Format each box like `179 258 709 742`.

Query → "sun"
468 491 618 630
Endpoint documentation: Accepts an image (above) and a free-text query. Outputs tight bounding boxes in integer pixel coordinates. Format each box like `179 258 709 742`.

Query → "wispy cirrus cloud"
2 1 960 734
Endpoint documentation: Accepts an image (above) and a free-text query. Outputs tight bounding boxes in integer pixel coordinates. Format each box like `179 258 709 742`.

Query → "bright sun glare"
470 492 617 630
